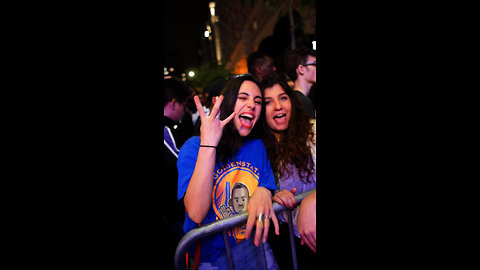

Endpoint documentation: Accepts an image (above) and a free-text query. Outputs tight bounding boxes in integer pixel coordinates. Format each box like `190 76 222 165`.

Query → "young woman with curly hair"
259 74 316 269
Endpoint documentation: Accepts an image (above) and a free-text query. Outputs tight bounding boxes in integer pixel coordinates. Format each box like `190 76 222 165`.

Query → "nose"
272 99 281 110
246 98 255 109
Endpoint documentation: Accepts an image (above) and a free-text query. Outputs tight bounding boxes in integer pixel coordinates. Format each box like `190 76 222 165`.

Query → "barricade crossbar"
174 189 315 270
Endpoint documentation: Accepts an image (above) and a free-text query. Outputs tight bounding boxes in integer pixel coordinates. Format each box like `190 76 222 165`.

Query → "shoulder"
185 136 200 146
293 90 305 97
293 91 310 103
243 138 266 150
178 136 200 153
240 139 269 162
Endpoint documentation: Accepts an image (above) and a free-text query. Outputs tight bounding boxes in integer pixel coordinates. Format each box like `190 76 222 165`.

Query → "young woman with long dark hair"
177 75 280 270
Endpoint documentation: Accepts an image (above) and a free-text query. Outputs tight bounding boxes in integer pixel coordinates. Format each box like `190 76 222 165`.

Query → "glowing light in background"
209 2 215 16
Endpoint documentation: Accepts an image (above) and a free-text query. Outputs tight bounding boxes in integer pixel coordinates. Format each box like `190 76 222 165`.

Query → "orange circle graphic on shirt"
212 166 259 219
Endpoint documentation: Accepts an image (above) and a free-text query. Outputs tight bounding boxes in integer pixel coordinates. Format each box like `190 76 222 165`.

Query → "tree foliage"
187 62 232 91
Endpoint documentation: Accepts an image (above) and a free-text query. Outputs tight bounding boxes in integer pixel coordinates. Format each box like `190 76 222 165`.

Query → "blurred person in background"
247 51 277 84
175 85 196 147
193 78 228 136
284 47 316 119
162 76 193 269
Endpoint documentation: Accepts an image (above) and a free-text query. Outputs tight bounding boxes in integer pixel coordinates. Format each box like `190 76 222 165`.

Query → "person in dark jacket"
284 47 316 119
162 76 193 269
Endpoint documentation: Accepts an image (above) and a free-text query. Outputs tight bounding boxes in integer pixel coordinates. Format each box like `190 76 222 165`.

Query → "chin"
235 121 255 137
271 125 287 133
238 129 251 137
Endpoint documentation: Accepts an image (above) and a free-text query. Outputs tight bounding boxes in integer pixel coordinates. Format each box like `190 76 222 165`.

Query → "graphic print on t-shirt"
212 161 259 241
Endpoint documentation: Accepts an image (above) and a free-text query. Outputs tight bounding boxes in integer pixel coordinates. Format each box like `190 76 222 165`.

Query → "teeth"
240 113 253 119
274 114 285 119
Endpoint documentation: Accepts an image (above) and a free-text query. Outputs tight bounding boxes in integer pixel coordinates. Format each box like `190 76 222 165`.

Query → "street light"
186 68 198 81
206 25 212 40
209 2 215 16
208 2 222 65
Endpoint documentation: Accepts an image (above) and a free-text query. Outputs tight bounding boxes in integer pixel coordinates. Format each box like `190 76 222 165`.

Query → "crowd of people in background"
163 46 316 269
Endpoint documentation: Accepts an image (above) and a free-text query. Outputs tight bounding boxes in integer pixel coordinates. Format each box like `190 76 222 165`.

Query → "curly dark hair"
259 74 315 184
216 75 262 166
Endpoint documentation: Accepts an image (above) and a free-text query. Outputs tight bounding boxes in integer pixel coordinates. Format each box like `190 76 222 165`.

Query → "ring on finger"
258 213 264 223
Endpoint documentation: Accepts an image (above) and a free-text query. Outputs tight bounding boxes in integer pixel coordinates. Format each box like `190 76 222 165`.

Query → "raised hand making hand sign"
193 94 236 148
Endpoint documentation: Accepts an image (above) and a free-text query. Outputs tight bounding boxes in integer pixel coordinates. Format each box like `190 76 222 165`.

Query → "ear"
255 65 263 75
165 99 174 110
228 198 232 206
170 99 179 109
296 64 305 76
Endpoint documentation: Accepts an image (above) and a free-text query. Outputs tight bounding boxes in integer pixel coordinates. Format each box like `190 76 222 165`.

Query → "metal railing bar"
259 242 268 270
222 230 235 270
287 210 298 270
174 189 315 270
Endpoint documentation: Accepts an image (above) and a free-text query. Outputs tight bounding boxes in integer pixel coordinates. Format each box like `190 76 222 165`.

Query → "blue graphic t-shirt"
177 136 277 263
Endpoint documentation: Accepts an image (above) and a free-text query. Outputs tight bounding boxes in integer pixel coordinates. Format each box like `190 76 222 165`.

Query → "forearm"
303 190 316 207
297 190 316 252
184 147 216 224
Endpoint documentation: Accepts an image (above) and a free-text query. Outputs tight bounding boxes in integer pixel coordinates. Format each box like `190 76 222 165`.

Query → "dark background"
163 0 212 74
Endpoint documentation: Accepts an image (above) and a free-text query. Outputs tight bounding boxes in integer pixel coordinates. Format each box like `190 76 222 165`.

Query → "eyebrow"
239 92 262 100
264 92 287 99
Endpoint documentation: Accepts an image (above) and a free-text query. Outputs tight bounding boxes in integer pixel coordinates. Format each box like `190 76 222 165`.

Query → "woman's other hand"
272 187 297 209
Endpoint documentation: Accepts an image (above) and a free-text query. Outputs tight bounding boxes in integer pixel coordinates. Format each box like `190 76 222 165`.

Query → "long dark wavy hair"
216 75 262 166
259 74 315 184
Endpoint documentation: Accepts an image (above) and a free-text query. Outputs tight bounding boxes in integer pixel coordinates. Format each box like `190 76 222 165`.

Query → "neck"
293 79 313 96
273 132 281 142
164 108 177 123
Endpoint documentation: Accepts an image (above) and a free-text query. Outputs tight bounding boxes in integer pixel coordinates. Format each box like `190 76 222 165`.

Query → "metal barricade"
174 189 315 270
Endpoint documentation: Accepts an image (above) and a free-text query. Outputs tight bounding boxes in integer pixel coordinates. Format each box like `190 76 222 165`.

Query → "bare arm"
183 95 236 224
297 190 316 252
183 146 216 223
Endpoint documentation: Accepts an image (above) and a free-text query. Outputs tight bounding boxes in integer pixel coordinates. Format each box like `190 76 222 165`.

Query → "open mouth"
239 112 254 128
273 113 287 124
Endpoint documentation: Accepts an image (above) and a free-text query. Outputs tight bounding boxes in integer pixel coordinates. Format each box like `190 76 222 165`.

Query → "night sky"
163 0 212 75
